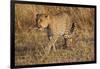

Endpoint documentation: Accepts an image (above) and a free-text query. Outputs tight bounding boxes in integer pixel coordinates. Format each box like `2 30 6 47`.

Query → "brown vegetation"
15 4 95 66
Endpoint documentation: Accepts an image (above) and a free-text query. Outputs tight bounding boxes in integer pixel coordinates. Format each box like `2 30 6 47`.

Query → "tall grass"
15 4 95 65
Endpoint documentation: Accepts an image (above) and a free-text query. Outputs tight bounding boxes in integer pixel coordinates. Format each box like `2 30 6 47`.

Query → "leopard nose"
39 28 43 31
38 25 42 28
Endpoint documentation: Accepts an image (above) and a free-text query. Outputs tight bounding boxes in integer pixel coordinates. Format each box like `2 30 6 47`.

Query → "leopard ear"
45 15 49 19
36 14 41 18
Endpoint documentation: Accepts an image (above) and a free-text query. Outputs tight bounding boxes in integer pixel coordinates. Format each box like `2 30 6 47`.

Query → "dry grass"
15 4 95 66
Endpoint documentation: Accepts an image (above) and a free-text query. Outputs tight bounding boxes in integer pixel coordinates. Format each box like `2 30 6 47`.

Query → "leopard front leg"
40 36 59 61
45 36 59 55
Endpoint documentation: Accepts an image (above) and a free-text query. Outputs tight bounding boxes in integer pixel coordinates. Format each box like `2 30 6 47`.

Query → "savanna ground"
15 3 95 66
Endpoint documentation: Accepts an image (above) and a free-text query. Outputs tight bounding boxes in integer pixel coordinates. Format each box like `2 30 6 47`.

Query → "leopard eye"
40 19 42 22
45 15 48 18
